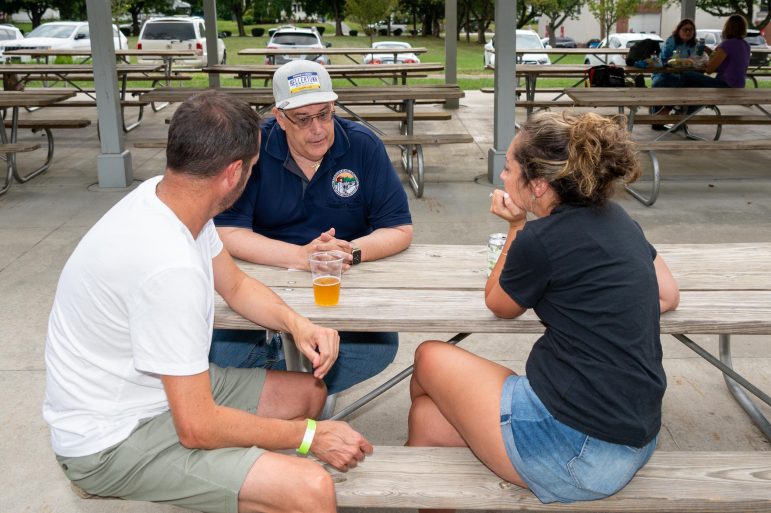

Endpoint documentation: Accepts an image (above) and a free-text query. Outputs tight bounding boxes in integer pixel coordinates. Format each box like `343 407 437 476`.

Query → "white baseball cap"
273 60 338 110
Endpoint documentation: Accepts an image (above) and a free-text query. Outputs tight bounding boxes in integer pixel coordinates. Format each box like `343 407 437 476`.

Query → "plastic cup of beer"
309 251 344 306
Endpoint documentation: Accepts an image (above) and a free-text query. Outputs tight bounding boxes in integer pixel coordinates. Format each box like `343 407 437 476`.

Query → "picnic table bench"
72 242 771 510
564 87 771 205
203 62 444 87
139 85 471 198
0 63 165 130
0 90 81 196
219 242 771 510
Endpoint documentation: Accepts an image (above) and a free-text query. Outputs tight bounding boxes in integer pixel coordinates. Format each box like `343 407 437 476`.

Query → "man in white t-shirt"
43 91 371 513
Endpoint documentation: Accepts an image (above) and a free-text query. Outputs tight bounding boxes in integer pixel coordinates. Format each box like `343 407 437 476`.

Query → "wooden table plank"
235 243 771 292
214 289 771 334
333 447 771 511
566 87 771 107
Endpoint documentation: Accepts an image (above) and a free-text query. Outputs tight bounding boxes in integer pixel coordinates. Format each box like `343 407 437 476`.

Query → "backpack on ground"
625 38 662 66
588 65 625 87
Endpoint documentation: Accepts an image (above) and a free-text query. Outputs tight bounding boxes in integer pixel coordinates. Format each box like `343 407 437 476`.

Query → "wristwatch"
351 246 362 265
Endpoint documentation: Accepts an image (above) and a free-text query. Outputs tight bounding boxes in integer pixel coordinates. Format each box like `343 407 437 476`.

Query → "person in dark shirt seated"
211 60 413 405
406 111 680 504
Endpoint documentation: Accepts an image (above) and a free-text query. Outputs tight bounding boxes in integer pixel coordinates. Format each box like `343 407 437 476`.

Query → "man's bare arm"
162 371 373 470
212 248 339 378
351 225 413 263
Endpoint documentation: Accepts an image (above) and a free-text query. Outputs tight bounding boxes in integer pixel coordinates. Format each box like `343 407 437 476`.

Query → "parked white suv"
0 24 24 63
137 16 226 67
484 30 551 68
0 21 127 63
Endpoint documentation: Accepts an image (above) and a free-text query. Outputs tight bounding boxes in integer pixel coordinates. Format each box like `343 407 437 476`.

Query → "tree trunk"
333 1 343 36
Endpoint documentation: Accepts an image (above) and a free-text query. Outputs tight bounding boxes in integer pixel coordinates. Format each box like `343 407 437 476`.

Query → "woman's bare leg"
407 340 527 488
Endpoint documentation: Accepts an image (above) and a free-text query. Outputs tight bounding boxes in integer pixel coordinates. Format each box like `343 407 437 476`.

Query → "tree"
696 0 771 31
535 0 584 46
300 0 347 35
460 0 494 44
516 1 544 29
345 0 394 44
5 0 54 28
53 0 87 20
586 0 641 39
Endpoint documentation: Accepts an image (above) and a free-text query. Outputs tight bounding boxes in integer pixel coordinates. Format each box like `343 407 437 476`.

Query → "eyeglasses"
280 108 334 128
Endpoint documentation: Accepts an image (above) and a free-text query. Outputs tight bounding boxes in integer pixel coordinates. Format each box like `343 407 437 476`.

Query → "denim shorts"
499 375 657 503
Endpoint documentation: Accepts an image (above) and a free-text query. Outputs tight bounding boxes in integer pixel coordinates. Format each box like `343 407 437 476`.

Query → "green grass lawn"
20 26 771 91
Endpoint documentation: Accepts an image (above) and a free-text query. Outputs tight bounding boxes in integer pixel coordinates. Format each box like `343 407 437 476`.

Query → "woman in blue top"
406 112 680 504
653 18 700 88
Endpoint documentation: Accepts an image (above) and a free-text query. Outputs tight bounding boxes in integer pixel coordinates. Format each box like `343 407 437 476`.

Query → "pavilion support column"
86 0 132 188
681 0 696 23
203 0 220 88
488 0 516 186
444 0 459 109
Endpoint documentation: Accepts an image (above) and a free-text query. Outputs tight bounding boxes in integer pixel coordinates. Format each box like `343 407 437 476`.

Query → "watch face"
352 247 361 265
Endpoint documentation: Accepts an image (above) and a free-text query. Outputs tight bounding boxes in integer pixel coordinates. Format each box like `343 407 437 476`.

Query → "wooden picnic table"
565 86 771 135
0 63 164 97
213 242 771 437
203 62 444 87
0 90 75 195
0 63 164 131
3 48 198 84
239 46 428 65
141 85 469 198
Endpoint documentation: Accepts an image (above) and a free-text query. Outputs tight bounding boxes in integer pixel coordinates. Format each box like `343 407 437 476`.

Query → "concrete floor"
1 91 769 512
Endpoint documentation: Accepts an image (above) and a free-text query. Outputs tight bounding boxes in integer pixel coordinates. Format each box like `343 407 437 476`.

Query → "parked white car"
0 24 24 63
0 21 127 63
137 16 226 67
484 30 551 68
363 41 421 64
584 33 663 66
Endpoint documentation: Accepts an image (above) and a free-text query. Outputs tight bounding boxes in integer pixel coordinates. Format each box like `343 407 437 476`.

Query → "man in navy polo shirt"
211 60 413 403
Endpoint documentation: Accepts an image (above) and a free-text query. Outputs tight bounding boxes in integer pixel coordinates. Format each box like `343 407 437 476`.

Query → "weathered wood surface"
331 447 771 511
142 85 465 105
203 63 444 78
632 114 771 125
214 288 771 334
566 87 771 107
0 142 41 153
215 243 771 334
234 243 771 291
0 90 75 108
636 140 771 151
239 47 428 56
4 119 91 129
379 133 474 145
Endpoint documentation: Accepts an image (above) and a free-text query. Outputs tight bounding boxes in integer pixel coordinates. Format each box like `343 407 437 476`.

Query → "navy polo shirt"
215 116 412 244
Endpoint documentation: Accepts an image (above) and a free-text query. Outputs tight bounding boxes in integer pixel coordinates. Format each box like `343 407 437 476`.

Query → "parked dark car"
554 36 577 48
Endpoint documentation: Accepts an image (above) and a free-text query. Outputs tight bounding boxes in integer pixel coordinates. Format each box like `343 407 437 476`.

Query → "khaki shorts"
56 365 267 513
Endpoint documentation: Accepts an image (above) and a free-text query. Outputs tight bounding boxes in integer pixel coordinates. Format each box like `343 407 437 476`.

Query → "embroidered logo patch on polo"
332 169 359 197
287 72 321 94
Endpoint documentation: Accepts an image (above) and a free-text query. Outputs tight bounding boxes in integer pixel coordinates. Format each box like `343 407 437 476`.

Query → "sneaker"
651 124 667 131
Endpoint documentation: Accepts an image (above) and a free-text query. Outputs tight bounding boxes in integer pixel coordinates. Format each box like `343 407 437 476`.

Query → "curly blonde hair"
513 111 640 206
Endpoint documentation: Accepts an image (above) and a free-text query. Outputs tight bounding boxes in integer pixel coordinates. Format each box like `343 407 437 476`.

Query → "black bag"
588 65 625 87
625 38 662 66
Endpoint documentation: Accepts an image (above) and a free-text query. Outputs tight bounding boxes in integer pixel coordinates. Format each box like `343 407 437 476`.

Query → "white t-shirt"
43 175 224 457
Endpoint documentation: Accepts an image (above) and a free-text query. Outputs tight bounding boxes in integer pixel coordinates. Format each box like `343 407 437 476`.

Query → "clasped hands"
303 227 354 270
